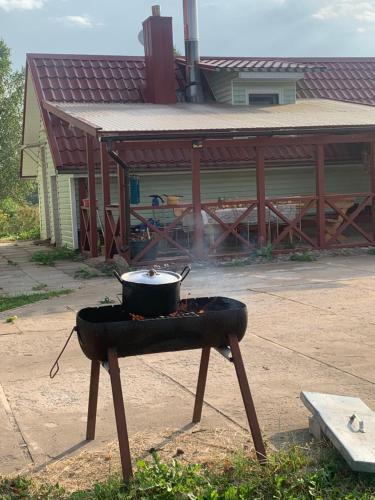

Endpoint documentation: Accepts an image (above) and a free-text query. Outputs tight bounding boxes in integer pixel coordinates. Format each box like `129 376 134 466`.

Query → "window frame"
248 93 280 106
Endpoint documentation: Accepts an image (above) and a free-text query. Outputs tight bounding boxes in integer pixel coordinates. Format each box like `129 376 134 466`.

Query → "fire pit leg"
192 347 211 423
228 335 267 463
86 359 100 440
107 348 133 481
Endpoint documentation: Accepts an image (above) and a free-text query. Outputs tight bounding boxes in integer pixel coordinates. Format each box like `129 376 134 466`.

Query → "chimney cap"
152 5 161 16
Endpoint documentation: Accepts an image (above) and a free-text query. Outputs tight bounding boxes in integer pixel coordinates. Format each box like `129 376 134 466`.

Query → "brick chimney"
143 5 176 104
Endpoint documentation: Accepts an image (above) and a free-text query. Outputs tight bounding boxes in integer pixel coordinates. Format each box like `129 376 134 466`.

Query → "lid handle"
180 265 191 282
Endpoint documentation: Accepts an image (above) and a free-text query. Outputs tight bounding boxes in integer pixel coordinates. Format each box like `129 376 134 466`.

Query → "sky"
2 0 375 68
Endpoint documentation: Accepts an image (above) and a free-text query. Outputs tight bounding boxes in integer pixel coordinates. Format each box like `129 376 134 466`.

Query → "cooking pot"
113 266 191 317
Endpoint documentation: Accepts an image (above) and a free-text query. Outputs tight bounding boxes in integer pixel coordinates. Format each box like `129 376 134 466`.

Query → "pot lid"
120 269 181 285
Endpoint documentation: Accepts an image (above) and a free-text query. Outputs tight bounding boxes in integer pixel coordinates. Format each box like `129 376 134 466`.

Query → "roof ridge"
26 53 145 61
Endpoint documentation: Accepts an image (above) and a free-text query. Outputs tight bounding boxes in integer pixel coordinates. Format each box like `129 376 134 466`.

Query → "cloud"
0 0 44 10
52 15 102 28
313 1 375 23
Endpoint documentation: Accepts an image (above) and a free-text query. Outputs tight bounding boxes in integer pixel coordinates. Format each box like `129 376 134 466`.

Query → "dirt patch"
29 426 258 492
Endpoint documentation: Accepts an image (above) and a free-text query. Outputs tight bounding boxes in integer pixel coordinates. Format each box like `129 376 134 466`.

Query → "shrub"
0 197 40 240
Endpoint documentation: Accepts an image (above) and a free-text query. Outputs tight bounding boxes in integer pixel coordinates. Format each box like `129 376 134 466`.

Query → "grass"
0 290 72 313
3 444 375 499
290 250 316 262
31 247 81 266
74 267 99 280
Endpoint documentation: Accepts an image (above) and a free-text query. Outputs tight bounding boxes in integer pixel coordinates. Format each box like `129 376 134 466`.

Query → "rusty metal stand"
107 348 133 480
192 337 266 463
192 347 211 423
86 339 265 482
228 334 266 462
86 359 100 440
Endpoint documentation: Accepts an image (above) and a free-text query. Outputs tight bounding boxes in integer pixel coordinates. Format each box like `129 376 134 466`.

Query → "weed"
368 247 375 255
256 243 274 261
74 267 99 279
5 315 17 323
31 247 81 266
290 250 315 262
6 258 18 266
0 290 72 313
220 258 250 267
7 445 375 499
32 283 48 291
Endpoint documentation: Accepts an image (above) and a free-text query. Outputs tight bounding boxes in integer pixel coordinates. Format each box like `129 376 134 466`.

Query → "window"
248 93 279 106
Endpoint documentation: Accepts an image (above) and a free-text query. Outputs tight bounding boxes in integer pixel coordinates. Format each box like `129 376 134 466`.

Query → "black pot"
113 266 190 317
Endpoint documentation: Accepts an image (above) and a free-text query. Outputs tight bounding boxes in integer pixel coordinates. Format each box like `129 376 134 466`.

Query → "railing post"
192 142 204 258
255 146 267 247
370 142 375 244
86 135 98 257
100 143 111 260
316 143 326 249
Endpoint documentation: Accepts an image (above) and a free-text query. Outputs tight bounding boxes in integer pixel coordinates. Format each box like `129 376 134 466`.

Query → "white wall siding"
205 71 235 104
57 174 77 249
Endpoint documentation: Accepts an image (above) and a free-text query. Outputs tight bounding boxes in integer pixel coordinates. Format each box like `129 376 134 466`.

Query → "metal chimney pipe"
183 0 202 102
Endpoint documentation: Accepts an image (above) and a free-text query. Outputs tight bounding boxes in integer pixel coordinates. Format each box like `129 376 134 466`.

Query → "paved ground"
2 241 375 476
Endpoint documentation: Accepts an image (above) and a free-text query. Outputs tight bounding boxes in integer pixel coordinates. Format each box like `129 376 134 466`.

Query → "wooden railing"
102 192 375 263
323 193 374 248
265 196 318 250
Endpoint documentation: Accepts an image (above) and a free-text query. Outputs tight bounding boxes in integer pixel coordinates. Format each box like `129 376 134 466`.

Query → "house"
21 2 375 263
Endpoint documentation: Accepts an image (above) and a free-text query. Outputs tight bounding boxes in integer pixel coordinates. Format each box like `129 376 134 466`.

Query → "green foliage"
0 40 36 204
256 243 274 261
3 446 375 499
74 267 99 279
368 247 375 255
31 247 81 266
290 250 315 262
0 197 39 240
0 290 71 313
126 455 213 499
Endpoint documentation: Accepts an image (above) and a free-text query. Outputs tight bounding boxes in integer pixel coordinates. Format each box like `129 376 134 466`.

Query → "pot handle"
180 265 191 282
113 270 124 284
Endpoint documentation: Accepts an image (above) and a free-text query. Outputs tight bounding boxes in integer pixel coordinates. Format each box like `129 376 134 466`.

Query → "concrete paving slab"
3 242 375 475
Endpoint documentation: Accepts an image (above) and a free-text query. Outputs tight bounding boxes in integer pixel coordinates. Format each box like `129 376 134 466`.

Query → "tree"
0 39 35 203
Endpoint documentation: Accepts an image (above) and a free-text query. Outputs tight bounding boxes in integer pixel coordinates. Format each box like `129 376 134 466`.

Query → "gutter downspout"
106 144 131 256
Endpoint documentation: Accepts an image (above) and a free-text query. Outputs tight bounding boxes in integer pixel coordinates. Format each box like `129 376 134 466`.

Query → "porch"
78 139 375 264
44 100 375 264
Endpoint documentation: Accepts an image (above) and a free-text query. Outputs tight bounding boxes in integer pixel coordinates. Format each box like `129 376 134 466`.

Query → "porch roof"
44 99 375 140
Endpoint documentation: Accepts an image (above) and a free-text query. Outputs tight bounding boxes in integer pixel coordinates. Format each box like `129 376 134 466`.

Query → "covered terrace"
44 98 375 264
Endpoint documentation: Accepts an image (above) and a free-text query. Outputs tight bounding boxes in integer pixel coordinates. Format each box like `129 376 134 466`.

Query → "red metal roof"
177 57 321 72
295 59 375 106
190 56 375 105
26 53 373 171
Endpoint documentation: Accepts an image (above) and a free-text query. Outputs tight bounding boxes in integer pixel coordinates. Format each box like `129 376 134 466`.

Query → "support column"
86 135 98 257
370 142 375 244
100 143 111 260
256 146 267 246
316 144 326 249
118 164 126 252
78 178 87 251
192 142 204 258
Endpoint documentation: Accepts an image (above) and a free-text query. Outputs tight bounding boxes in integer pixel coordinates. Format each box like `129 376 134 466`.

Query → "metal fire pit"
55 295 266 481
76 296 247 361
